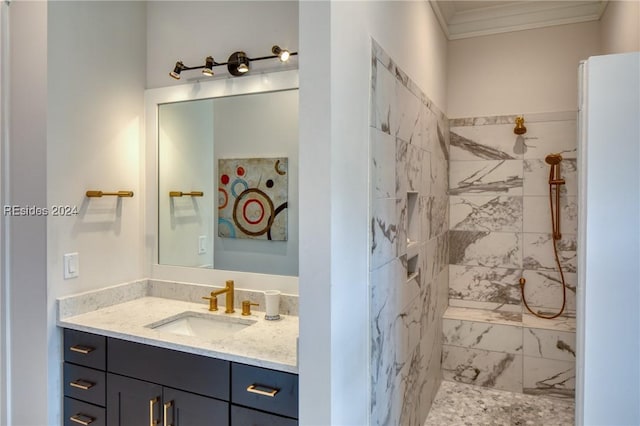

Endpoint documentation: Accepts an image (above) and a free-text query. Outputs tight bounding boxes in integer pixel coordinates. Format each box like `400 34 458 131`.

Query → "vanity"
59 69 300 426
58 281 299 426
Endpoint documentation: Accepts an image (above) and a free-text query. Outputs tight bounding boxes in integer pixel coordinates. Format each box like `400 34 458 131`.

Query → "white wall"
580 52 640 426
0 3 7 424
298 1 448 424
47 1 147 424
447 21 601 118
146 1 299 89
298 2 332 424
159 99 215 267
600 0 640 54
6 3 48 425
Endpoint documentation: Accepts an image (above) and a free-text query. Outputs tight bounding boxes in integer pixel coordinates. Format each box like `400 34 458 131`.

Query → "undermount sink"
149 312 256 340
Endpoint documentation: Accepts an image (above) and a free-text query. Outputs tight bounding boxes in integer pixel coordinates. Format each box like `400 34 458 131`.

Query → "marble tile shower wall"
444 114 578 399
448 114 577 318
369 40 450 426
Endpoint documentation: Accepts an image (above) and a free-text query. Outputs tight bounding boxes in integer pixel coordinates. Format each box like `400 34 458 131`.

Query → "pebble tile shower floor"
424 381 575 426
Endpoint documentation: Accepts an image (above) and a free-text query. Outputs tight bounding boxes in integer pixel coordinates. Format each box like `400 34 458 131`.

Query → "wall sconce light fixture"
169 45 297 80
227 51 250 76
202 56 215 77
272 45 290 62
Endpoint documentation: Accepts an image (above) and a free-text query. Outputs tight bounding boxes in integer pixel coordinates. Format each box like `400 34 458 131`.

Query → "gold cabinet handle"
69 345 95 355
246 384 279 397
163 401 173 426
149 397 159 426
69 379 95 390
86 190 134 198
169 191 203 197
69 413 95 425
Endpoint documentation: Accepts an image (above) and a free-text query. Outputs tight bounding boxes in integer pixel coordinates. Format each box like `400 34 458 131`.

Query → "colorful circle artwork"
230 178 249 198
217 157 288 241
233 188 274 236
218 188 228 209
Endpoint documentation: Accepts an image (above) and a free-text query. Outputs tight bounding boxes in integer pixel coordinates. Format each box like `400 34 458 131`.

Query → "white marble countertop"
58 296 298 373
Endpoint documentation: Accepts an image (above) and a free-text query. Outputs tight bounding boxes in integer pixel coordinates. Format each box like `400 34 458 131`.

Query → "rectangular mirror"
148 70 298 277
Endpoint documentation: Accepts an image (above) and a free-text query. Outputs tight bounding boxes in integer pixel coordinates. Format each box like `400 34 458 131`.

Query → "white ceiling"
430 0 608 40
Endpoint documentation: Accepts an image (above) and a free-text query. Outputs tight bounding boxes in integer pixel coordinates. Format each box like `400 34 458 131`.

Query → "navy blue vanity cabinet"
62 329 298 425
106 338 229 426
63 329 107 426
230 363 299 423
106 374 162 426
230 405 298 426
106 374 228 426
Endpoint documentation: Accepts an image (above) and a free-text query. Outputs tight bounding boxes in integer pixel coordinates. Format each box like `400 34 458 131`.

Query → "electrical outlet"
64 252 79 279
198 235 207 254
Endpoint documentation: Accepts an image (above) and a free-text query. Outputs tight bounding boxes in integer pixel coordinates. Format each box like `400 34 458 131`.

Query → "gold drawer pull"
163 401 173 426
69 413 95 425
69 379 95 390
69 345 95 355
149 397 160 426
246 384 279 397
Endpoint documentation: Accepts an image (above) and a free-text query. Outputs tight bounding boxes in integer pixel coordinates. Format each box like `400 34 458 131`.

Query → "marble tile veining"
524 158 577 197
449 265 522 307
371 127 396 199
523 327 576 362
449 230 522 269
521 270 577 314
523 356 575 400
424 380 575 426
523 233 577 273
442 345 523 392
523 195 578 235
445 113 577 406
450 125 520 161
451 195 523 232
450 160 523 196
443 319 522 354
370 39 447 426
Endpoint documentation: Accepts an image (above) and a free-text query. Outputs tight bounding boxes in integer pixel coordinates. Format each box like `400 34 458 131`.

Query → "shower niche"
405 191 419 282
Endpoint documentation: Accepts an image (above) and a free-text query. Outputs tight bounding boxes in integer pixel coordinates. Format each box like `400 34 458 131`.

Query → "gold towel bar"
169 191 204 197
86 190 134 198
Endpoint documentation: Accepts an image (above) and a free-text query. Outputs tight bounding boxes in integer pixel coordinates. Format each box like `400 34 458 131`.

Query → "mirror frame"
145 70 299 294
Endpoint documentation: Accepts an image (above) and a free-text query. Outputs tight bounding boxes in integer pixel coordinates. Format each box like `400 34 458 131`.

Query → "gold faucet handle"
241 300 259 316
202 296 218 311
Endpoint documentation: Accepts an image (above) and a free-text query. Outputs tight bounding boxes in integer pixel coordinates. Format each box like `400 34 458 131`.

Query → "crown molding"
430 0 607 40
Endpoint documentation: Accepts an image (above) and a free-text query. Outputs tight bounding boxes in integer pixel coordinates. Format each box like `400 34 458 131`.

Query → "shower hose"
519 177 567 319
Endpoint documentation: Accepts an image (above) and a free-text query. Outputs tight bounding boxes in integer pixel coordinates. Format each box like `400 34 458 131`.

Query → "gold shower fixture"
514 116 527 135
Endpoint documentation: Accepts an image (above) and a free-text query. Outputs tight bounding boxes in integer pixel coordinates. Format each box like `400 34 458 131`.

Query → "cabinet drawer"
231 405 298 426
64 363 106 407
64 329 106 370
64 397 105 426
231 363 298 419
108 338 230 400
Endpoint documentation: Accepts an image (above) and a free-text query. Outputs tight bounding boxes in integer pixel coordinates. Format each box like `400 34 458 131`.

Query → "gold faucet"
207 280 235 313
241 300 259 316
